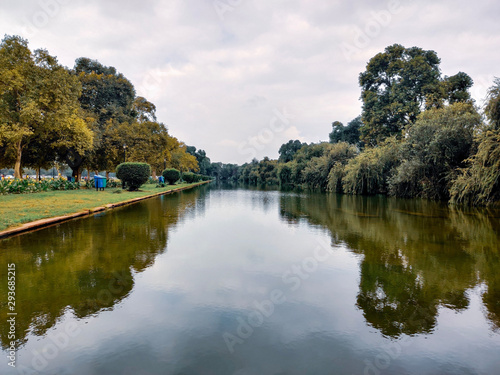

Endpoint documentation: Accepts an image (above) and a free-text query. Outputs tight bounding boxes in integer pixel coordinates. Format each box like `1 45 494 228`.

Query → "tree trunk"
14 140 22 179
65 149 84 182
152 170 157 179
36 167 41 181
106 171 110 179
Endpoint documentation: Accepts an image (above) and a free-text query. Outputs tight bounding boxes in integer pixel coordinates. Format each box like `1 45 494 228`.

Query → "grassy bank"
0 183 198 231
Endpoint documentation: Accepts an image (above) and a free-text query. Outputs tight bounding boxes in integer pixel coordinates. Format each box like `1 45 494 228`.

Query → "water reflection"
0 187 207 350
279 193 500 336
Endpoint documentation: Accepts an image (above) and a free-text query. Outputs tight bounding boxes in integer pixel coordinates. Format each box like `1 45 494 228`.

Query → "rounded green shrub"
116 163 151 191
162 168 180 185
182 172 196 183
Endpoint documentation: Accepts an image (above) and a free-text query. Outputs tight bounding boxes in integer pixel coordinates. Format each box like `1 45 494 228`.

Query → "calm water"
1 185 500 375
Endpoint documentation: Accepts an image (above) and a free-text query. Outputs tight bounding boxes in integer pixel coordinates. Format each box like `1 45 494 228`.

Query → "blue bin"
94 175 107 191
158 176 164 184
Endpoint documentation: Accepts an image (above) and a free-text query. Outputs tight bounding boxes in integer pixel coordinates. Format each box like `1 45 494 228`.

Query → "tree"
389 103 480 200
485 77 500 129
450 128 500 206
72 57 136 178
443 72 474 105
278 140 305 162
186 146 211 175
450 80 500 206
359 44 442 145
329 117 362 146
0 36 92 178
131 96 157 123
169 141 199 172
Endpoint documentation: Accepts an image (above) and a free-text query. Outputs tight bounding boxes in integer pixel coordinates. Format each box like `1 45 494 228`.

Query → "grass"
0 182 197 231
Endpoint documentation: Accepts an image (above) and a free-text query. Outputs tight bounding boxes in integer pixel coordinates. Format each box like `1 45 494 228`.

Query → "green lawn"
0 183 198 231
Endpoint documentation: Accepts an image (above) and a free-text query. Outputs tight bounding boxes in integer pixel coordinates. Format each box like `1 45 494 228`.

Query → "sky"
1 0 499 164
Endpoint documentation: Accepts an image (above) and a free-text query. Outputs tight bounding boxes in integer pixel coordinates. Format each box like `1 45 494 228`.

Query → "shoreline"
0 181 211 240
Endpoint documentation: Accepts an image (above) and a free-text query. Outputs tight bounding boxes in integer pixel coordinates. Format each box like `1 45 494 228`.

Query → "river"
1 185 499 374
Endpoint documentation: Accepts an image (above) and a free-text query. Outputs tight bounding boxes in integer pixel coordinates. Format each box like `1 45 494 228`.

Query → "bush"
116 163 151 191
343 139 400 195
389 103 478 200
162 168 180 184
0 177 80 195
182 172 202 183
182 172 195 183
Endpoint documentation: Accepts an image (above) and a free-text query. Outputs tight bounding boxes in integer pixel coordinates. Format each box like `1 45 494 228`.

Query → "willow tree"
450 79 500 206
0 35 92 178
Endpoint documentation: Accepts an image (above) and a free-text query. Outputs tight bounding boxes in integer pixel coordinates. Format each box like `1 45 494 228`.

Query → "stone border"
0 181 211 240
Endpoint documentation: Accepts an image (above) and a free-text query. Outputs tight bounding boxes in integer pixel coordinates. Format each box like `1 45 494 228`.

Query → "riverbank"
0 181 210 237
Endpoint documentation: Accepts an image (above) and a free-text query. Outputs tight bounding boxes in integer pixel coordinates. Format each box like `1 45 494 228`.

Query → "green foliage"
485 78 500 129
359 44 442 145
0 177 80 195
343 139 400 195
186 146 212 175
301 142 358 190
162 168 180 184
278 162 294 186
326 162 346 193
389 103 479 200
278 140 305 162
182 172 202 183
116 162 151 191
450 128 500 206
329 117 362 146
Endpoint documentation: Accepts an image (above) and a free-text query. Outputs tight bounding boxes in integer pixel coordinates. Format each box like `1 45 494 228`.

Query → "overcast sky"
1 0 499 164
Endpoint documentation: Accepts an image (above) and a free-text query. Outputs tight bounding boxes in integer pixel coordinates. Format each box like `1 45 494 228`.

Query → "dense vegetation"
0 35 209 181
213 44 499 206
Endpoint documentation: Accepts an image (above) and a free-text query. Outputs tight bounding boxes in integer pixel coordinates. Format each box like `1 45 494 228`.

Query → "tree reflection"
0 187 206 349
279 192 500 337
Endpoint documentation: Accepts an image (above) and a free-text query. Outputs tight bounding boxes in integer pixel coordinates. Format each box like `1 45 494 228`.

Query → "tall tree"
359 44 442 145
0 36 92 178
132 96 157 123
72 57 136 177
359 45 474 146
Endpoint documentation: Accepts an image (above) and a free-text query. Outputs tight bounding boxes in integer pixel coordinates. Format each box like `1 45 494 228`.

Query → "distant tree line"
213 44 500 206
0 35 208 180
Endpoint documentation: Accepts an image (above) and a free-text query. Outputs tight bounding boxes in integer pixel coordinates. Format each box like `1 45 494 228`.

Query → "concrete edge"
0 181 211 240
